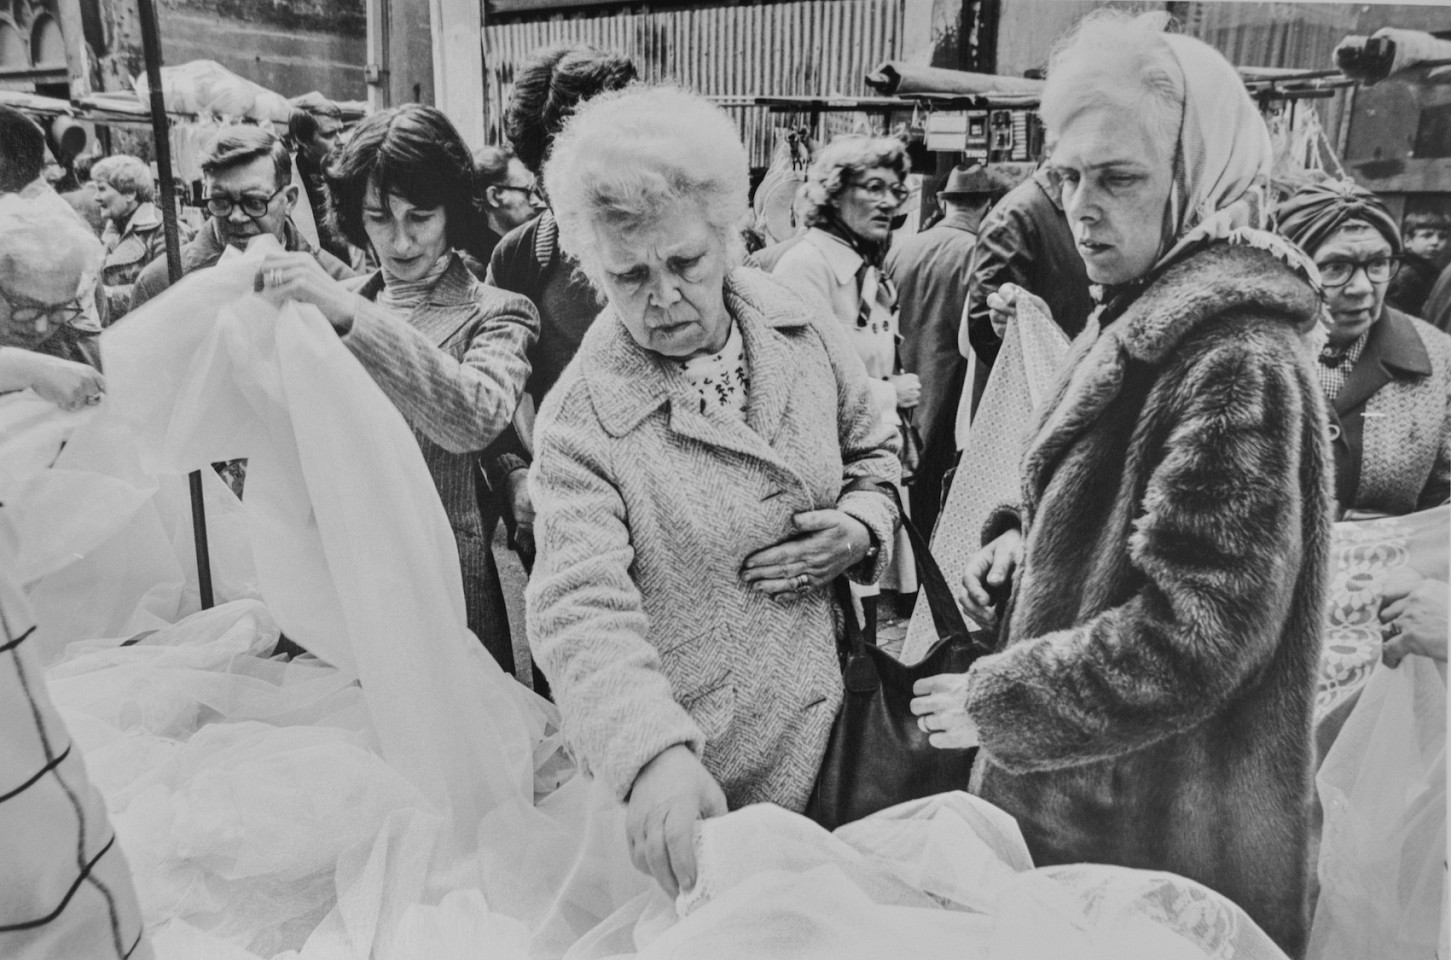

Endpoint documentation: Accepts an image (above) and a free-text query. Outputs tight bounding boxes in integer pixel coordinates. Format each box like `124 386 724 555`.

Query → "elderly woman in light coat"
526 85 899 897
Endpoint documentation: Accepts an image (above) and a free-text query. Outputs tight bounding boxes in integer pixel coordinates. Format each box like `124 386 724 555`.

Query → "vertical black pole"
136 0 214 610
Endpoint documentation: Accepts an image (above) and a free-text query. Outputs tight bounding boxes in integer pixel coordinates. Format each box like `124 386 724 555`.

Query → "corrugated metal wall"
1175 1 1359 158
483 0 905 167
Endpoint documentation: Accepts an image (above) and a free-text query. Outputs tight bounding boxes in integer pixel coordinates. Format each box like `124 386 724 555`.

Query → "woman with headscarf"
772 136 918 593
909 12 1332 955
1275 179 1451 516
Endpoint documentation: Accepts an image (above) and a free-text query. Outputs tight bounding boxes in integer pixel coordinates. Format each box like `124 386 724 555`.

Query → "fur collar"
1114 242 1320 364
1020 243 1319 511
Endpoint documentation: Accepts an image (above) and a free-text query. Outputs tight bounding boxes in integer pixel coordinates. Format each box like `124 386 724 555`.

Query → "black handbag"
807 512 995 830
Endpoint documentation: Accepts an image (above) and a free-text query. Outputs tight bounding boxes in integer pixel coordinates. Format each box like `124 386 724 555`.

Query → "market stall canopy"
133 60 292 124
865 59 1358 108
865 62 1042 105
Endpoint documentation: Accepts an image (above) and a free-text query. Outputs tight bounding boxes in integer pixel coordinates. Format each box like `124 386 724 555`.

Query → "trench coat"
526 267 899 811
342 255 538 668
966 243 1333 957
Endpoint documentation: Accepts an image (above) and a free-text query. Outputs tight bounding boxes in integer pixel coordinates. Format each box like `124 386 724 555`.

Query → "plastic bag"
1309 655 1447 960
904 295 1071 659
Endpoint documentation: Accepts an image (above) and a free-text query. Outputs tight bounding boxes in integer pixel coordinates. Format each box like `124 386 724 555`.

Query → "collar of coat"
354 251 477 308
1331 305 1433 415
119 202 163 238
582 266 816 440
803 227 865 286
1021 242 1321 505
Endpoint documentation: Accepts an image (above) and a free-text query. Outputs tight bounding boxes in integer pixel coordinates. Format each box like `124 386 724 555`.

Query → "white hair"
543 84 749 291
1040 10 1185 156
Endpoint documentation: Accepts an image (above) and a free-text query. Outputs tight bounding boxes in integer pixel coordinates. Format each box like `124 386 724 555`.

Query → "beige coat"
526 267 899 811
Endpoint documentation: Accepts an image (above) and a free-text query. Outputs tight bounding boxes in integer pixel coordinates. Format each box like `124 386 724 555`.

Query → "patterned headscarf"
1272 178 1402 257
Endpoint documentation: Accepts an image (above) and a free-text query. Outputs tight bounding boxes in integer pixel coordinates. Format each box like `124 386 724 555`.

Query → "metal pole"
136 0 215 610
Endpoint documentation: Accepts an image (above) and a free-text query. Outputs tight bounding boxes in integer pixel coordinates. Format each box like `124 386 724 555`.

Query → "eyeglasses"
493 184 535 198
203 186 287 220
851 178 910 206
0 289 85 332
1316 256 1401 288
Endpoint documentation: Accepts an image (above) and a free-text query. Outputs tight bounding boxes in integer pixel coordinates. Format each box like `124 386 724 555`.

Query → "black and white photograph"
0 0 1447 957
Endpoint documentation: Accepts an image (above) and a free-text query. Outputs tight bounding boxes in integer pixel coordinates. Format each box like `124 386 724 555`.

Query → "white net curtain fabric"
1 240 1290 958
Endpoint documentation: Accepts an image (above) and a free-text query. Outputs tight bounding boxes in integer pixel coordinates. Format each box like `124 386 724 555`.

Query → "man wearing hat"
885 163 1012 533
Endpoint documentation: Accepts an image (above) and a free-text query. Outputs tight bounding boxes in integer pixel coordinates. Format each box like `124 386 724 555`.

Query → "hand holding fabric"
0 348 104 411
255 251 358 332
625 744 727 897
986 283 1051 339
1380 570 1448 668
910 672 980 749
958 529 1022 625
741 510 873 597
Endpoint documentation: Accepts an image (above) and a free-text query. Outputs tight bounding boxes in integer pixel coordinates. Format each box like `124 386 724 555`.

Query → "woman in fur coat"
911 14 1332 958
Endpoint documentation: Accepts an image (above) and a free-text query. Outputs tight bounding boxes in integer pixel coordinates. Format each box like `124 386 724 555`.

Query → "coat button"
1327 423 1342 442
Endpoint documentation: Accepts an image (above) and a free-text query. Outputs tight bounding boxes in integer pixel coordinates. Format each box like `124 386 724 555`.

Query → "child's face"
1405 227 1448 260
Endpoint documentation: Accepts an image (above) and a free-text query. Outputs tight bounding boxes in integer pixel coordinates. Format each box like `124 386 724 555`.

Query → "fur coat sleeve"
966 268 1324 773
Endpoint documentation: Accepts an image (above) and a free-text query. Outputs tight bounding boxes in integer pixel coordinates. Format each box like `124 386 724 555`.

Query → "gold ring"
795 573 810 590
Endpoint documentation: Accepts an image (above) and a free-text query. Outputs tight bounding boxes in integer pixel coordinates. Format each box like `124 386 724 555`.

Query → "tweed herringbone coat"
341 255 538 669
526 267 900 811
965 243 1332 958
1329 305 1451 514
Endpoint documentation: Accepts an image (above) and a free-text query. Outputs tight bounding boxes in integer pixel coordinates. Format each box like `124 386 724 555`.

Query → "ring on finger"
270 268 284 287
84 393 103 405
917 715 931 734
1385 620 1401 638
794 573 810 590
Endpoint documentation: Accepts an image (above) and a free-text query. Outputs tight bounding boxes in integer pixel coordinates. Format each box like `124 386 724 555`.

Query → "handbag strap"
832 482 991 660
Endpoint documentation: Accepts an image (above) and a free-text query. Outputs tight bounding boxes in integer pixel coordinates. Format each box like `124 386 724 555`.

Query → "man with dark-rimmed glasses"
128 126 354 314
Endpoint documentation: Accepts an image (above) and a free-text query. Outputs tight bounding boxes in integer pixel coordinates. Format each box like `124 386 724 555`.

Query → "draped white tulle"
3 239 1290 959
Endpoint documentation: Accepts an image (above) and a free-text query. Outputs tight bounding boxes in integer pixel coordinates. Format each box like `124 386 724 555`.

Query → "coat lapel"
585 268 811 472
1334 307 1432 417
1018 243 1320 514
1020 321 1123 513
358 257 481 348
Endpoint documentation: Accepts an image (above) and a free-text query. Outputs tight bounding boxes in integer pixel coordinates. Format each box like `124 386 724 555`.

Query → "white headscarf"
1151 31 1318 289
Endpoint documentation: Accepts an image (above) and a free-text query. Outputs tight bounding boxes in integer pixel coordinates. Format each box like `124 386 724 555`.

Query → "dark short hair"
288 98 343 146
0 105 46 192
1404 210 1450 234
325 104 483 251
200 125 292 191
504 44 636 174
473 144 514 190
